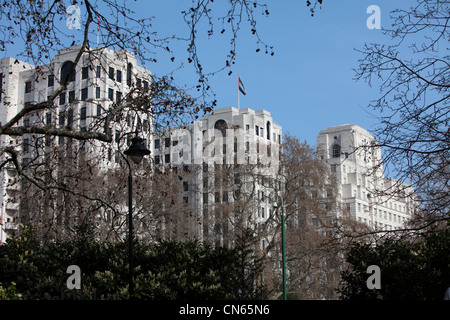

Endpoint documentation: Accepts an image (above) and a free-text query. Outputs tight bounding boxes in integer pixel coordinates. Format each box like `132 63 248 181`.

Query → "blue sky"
135 0 412 146
3 1 414 147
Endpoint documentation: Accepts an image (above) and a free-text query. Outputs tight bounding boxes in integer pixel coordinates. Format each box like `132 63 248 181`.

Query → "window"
116 91 122 103
67 109 73 128
48 75 54 87
154 139 160 149
215 192 220 203
165 137 170 148
214 119 227 137
266 121 271 140
154 155 160 165
116 70 122 83
246 124 249 132
23 138 29 153
164 153 170 163
61 61 75 82
68 90 75 103
25 81 32 93
82 67 89 80
59 112 65 126
223 191 228 203
46 113 52 125
97 104 102 116
81 87 88 101
59 92 66 105
127 63 133 86
96 87 100 99
109 67 115 80
80 106 87 120
183 181 189 192
108 88 114 100
203 193 208 204
143 119 149 132
255 125 259 136
332 144 341 158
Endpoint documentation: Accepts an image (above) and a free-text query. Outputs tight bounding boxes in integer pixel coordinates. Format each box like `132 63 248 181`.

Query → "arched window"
214 119 227 137
332 144 341 158
60 61 75 83
266 121 271 140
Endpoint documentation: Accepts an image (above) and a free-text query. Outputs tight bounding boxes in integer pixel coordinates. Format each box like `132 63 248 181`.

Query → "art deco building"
317 124 416 231
152 106 283 246
0 46 152 243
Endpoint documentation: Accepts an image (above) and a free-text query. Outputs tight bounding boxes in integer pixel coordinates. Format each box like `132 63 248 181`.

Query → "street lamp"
273 195 287 300
122 135 150 299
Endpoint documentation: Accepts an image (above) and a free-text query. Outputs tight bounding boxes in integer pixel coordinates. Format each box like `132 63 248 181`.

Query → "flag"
238 77 246 95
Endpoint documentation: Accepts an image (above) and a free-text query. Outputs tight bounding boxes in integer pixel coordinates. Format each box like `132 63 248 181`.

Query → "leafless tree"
354 0 449 232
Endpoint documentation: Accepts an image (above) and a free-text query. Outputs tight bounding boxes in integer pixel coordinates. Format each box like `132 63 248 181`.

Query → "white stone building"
152 106 283 246
0 46 152 243
317 124 416 231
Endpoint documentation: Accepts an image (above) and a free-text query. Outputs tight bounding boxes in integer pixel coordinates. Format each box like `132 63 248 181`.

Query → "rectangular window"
81 87 88 101
165 138 170 148
246 124 249 132
116 91 122 103
223 191 228 203
143 119 149 133
48 75 54 87
154 155 160 165
59 92 66 105
108 88 114 100
25 81 32 93
109 67 115 80
215 192 220 203
80 106 87 120
23 138 29 153
116 70 122 83
203 193 208 204
154 139 160 149
183 181 189 192
255 125 259 136
67 109 73 128
82 67 89 80
164 153 170 163
59 112 65 126
96 65 101 78
46 113 52 125
96 87 100 99
97 104 102 116
68 90 75 103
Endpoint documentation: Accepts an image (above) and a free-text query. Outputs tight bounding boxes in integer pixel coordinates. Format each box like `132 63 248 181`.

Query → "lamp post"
273 195 287 300
122 135 150 299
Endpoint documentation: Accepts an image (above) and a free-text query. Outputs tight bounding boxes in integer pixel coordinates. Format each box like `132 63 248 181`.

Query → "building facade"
152 106 283 246
0 46 152 243
317 124 416 231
